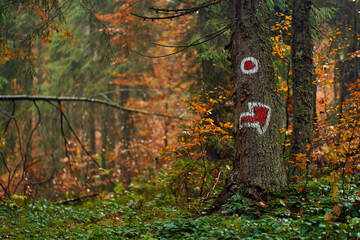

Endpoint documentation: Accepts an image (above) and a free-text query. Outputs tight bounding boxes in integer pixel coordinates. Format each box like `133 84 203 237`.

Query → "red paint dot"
244 60 255 70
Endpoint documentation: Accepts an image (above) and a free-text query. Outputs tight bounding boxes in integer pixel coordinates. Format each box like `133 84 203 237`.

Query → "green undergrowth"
1 176 360 239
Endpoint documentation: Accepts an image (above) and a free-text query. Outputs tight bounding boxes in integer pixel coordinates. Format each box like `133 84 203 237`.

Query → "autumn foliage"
0 0 359 212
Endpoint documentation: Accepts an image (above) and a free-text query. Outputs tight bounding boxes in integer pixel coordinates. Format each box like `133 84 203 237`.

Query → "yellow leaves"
328 172 340 202
332 186 339 201
329 172 340 186
58 30 77 42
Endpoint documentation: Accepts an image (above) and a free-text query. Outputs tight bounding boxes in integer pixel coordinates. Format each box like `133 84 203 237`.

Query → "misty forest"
0 0 360 239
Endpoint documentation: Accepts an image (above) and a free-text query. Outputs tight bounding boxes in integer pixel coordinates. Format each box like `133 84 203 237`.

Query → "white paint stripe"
239 102 271 135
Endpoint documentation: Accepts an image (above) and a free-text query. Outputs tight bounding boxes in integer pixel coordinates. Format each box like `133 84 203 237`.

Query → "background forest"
0 0 360 239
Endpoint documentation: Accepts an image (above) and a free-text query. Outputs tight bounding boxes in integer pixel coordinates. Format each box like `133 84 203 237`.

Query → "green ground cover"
1 177 359 239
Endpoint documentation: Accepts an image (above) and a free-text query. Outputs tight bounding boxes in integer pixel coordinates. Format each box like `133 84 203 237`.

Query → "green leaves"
1 175 360 239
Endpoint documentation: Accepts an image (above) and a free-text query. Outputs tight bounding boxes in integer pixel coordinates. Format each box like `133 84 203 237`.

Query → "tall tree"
215 0 287 204
334 1 359 113
289 0 314 176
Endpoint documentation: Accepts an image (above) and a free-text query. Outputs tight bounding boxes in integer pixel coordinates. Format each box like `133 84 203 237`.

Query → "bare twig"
197 170 222 203
49 101 115 187
21 101 42 193
57 101 81 190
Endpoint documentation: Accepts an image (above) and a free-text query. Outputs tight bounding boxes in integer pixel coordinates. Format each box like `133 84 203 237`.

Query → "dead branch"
0 95 184 120
56 193 99 205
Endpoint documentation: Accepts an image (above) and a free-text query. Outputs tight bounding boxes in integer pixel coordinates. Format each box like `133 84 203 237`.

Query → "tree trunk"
119 85 132 186
215 0 287 206
289 0 314 177
336 1 359 115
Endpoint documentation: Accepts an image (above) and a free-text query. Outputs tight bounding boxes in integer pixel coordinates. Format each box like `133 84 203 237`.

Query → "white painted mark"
239 102 271 135
240 57 259 74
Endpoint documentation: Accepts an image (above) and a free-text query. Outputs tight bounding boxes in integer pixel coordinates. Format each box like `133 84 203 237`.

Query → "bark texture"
214 0 287 206
289 0 314 176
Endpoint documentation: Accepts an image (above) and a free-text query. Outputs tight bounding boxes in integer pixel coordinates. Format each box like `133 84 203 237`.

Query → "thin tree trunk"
119 85 132 186
289 0 314 177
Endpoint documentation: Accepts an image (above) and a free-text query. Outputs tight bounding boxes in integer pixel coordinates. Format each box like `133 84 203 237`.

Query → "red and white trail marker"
240 57 259 74
239 102 271 135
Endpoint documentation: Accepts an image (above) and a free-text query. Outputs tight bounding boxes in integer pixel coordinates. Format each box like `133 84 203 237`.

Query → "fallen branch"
56 193 100 205
0 95 184 119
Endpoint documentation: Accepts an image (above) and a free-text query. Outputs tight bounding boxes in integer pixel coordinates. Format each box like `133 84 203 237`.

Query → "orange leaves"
324 212 333 221
312 79 360 190
159 89 233 197
270 13 291 60
350 50 360 59
0 40 38 64
333 204 341 216
59 105 66 112
289 153 308 171
187 101 213 116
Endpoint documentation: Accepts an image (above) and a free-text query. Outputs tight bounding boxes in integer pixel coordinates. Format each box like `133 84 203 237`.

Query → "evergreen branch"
150 25 230 48
77 0 109 30
131 11 190 20
0 95 184 120
149 0 224 13
131 0 225 20
130 26 229 58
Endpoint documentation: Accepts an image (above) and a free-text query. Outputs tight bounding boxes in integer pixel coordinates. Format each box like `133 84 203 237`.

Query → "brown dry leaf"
329 172 339 184
324 212 333 221
333 186 339 201
356 190 360 197
333 204 341 216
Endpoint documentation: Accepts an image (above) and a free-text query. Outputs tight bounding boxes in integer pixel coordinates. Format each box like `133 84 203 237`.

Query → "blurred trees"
0 0 359 208
0 0 193 199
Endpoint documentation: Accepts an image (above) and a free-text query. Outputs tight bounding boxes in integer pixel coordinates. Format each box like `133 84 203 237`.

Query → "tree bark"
214 0 287 206
289 0 314 177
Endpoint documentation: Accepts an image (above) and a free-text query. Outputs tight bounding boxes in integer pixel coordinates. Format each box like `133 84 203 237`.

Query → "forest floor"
1 176 360 239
